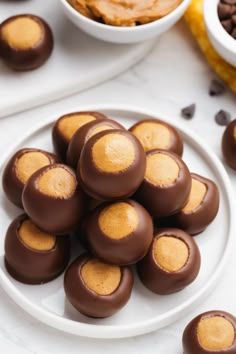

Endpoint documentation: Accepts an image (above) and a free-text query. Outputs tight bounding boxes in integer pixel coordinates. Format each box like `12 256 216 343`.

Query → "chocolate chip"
222 0 236 5
209 79 226 96
222 18 234 32
218 3 233 19
215 110 231 126
181 104 196 120
231 27 236 38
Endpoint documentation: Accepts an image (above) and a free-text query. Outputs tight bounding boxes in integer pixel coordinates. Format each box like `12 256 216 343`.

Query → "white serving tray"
0 1 154 118
0 105 234 339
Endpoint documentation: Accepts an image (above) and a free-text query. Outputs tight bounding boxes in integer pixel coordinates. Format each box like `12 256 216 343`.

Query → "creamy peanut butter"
81 259 121 295
19 219 56 251
98 202 138 239
197 316 235 351
68 0 183 26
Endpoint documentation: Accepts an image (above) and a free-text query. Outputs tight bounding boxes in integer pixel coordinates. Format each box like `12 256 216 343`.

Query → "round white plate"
0 105 234 339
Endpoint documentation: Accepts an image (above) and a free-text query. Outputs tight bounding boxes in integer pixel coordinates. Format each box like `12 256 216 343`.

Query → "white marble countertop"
0 20 236 353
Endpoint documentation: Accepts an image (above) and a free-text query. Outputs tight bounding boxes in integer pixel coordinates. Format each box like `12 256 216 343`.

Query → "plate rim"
0 104 235 339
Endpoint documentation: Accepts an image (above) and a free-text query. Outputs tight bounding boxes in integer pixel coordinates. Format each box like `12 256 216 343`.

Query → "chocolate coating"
85 199 153 265
183 311 236 354
66 118 125 168
137 228 201 295
22 164 85 234
135 150 191 218
2 148 59 208
222 119 236 169
129 118 183 156
0 14 53 71
52 111 106 160
78 129 146 200
173 173 219 235
64 253 133 318
4 214 70 284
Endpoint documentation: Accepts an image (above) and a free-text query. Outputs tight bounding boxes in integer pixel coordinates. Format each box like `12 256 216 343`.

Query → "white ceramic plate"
0 105 234 339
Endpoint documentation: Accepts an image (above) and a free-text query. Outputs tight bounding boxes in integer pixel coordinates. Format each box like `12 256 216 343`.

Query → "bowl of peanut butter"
60 0 191 43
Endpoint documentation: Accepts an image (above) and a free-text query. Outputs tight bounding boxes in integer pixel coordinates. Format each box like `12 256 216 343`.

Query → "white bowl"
60 0 191 44
204 0 236 68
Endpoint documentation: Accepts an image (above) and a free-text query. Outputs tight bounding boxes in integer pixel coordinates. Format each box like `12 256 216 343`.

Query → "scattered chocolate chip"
181 104 196 120
209 79 226 96
215 110 231 126
218 3 233 19
222 18 234 32
222 0 236 5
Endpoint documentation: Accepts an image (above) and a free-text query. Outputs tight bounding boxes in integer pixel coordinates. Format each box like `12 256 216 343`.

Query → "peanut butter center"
81 259 121 295
182 178 207 213
198 317 235 351
58 114 96 141
2 17 42 50
92 133 135 173
132 122 171 152
37 167 77 198
98 202 139 239
19 219 56 251
16 151 50 184
145 153 179 186
87 125 115 140
153 236 189 272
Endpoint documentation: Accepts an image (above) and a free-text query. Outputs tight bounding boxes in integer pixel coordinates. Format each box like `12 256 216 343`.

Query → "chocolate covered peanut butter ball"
5 214 70 284
138 228 201 294
183 310 236 354
78 130 146 200
2 148 59 208
0 14 53 71
64 254 133 318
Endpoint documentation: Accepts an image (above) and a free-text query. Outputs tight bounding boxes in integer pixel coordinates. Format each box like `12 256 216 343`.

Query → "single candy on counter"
22 164 85 234
173 173 219 235
222 119 236 169
182 310 236 354
129 118 183 156
85 199 153 265
52 111 106 160
0 14 53 71
135 149 191 218
137 228 201 295
66 118 125 168
2 148 59 208
64 253 133 318
78 130 146 200
5 214 70 284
